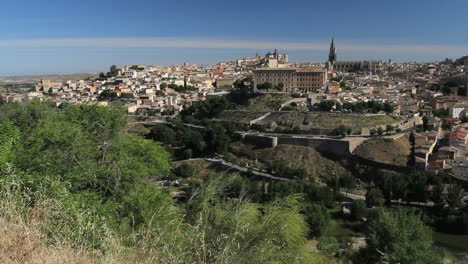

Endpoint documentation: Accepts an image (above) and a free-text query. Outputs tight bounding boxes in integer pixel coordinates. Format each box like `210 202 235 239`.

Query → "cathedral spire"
328 38 337 64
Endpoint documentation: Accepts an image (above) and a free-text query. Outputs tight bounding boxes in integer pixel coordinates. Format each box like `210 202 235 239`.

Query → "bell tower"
328 38 337 65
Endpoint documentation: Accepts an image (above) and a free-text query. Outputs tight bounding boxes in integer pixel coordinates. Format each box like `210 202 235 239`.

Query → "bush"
303 203 331 237
174 163 195 178
146 124 176 145
351 200 367 220
182 149 193 159
365 209 439 264
318 236 340 254
365 188 385 208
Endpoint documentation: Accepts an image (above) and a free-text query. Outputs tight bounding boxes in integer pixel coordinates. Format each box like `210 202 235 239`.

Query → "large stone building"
326 38 380 73
215 76 238 88
236 50 289 68
35 79 62 92
333 60 379 73
455 55 468 66
253 67 327 92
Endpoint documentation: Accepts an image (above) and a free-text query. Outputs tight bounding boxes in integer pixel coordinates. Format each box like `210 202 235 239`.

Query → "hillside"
230 142 348 181
215 110 269 125
244 93 292 111
353 135 411 166
257 112 401 133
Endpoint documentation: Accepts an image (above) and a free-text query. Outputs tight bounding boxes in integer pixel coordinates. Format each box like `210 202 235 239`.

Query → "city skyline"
1 0 467 75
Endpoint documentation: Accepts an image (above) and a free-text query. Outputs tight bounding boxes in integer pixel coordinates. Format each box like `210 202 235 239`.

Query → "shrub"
174 163 195 178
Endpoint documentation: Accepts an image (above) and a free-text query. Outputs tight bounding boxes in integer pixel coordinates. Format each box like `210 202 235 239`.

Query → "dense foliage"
0 100 323 263
0 99 459 263
355 209 440 264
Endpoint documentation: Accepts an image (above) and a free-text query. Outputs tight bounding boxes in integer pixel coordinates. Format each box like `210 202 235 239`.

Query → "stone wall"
240 133 352 156
241 134 278 148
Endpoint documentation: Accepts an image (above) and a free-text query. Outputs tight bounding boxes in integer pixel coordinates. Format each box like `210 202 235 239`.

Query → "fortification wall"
241 134 278 148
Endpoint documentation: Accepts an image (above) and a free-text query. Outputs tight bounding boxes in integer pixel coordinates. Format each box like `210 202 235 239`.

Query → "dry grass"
258 112 401 133
353 135 411 166
0 200 120 264
230 142 348 182
244 94 292 111
215 110 269 125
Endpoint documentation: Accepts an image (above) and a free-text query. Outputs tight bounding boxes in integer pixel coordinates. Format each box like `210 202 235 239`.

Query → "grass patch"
229 142 347 182
215 110 269 125
244 94 292 111
257 112 401 133
353 134 411 166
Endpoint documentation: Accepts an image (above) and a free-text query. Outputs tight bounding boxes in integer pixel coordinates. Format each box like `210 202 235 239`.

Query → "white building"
450 102 468 118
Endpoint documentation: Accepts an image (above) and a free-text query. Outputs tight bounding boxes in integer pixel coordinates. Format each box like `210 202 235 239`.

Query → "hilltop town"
2 41 467 181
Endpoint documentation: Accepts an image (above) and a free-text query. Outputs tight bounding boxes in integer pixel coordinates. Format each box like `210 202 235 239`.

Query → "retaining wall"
242 134 278 148
240 133 351 156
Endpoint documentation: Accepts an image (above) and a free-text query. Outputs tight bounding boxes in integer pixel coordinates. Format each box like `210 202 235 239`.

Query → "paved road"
178 157 442 208
205 158 291 181
176 157 293 181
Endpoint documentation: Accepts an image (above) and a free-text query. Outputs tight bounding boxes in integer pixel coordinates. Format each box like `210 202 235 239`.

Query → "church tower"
328 38 337 65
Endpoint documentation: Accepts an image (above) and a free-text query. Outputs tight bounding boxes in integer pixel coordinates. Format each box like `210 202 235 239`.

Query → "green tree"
407 132 416 167
146 124 176 145
431 182 445 209
340 81 347 88
422 115 430 131
98 90 118 100
366 188 385 207
386 124 395 133
272 159 288 177
381 173 409 203
339 174 356 194
318 100 335 111
103 134 172 194
365 209 439 264
174 163 195 178
336 125 351 137
407 172 428 203
15 119 99 187
120 182 177 229
447 184 462 209
377 127 384 136
0 99 55 131
275 82 284 91
182 148 193 159
303 203 331 237
109 65 118 76
263 82 273 91
351 200 367 220
233 79 244 89
204 123 230 154
383 102 394 114
60 104 127 144
160 82 167 89
183 129 206 154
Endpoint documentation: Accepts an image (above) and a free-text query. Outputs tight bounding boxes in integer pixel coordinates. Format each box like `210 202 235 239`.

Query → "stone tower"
328 38 337 65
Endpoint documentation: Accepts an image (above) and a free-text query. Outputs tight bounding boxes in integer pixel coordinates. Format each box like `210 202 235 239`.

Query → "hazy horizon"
1 0 467 75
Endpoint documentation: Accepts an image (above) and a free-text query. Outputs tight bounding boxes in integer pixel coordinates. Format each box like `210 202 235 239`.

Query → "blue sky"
0 0 467 75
